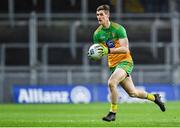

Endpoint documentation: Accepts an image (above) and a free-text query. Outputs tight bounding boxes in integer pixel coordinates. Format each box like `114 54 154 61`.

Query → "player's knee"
108 79 117 89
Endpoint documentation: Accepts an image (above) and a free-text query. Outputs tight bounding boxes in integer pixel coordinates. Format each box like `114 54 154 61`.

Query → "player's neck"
103 21 111 29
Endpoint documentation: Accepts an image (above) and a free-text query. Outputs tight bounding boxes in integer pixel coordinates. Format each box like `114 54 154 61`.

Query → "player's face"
96 10 109 25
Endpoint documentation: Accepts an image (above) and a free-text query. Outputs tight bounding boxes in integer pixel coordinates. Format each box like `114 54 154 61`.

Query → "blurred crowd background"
0 0 180 103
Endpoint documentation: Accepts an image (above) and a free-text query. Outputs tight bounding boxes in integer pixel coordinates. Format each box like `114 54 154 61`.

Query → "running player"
92 4 166 122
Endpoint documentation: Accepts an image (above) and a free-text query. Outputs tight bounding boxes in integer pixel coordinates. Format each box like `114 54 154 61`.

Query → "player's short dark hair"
96 4 110 13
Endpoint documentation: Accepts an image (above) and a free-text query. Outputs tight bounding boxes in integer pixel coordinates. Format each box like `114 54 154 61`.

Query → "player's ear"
103 10 107 15
106 11 110 18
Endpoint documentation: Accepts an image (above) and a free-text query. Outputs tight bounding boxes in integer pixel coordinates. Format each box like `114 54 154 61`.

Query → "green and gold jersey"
93 21 133 68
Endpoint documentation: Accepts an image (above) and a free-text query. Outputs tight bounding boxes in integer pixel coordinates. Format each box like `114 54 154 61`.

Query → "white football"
88 44 102 61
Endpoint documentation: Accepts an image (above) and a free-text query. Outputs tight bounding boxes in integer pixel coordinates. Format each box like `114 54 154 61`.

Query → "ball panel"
88 44 102 61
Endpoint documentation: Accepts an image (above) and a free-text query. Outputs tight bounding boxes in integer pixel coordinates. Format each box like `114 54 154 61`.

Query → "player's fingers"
97 49 103 53
98 52 103 56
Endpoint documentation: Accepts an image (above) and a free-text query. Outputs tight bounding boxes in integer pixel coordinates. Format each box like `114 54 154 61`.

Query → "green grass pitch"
0 102 180 127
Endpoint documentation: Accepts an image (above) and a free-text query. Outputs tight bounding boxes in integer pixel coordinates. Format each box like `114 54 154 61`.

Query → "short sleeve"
116 26 127 38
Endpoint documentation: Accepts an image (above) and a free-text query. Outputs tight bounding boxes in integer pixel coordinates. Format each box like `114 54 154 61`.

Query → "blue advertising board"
13 85 95 103
12 84 180 104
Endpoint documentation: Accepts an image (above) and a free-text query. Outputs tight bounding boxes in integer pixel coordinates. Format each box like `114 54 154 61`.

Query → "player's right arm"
93 31 99 44
93 31 109 55
93 31 110 56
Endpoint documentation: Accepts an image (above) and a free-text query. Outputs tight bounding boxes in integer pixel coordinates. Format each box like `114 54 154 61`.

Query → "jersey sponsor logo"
100 35 106 41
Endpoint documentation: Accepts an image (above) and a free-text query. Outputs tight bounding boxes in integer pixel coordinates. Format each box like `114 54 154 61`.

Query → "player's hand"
97 44 109 56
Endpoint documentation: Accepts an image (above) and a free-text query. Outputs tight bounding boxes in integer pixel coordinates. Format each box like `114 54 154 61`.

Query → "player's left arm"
98 25 129 55
99 38 129 55
109 38 129 54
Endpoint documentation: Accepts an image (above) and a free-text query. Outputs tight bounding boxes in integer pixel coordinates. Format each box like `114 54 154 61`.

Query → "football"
88 44 102 61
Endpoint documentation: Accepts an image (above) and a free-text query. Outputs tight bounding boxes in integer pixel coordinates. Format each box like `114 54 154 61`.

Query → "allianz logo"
17 86 91 104
18 89 69 103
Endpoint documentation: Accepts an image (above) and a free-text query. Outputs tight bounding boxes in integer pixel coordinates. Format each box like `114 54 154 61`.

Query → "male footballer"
92 4 166 122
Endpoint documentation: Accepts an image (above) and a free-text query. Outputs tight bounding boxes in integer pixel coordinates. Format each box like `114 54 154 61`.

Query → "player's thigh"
109 68 127 85
120 76 136 93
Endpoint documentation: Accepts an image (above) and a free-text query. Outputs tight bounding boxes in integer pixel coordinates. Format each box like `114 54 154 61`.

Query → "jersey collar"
102 21 111 30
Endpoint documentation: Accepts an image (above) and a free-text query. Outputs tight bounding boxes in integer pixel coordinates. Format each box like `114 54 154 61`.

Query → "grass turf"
0 102 180 127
